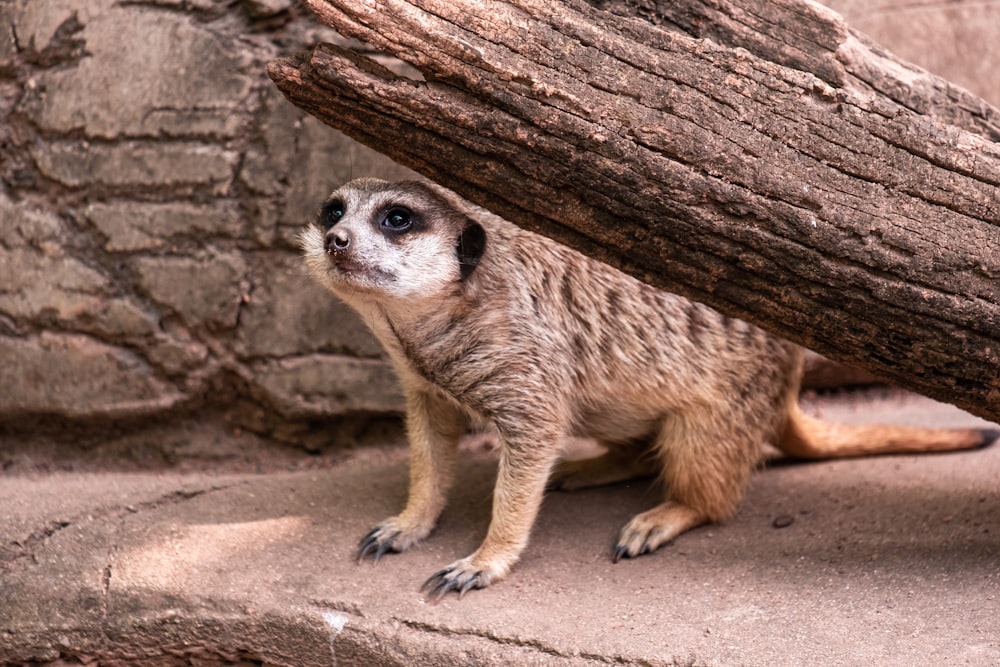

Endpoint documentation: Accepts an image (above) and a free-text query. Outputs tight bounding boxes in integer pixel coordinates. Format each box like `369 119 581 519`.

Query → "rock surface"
0 0 412 446
0 0 996 448
1 391 998 666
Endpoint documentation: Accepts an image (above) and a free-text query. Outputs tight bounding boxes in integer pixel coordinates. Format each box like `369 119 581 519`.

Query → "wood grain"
268 0 1000 420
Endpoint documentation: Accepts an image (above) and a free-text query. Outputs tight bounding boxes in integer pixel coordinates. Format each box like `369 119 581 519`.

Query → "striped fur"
301 178 987 600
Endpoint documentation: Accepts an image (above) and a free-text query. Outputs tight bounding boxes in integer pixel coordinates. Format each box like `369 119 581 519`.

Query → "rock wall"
0 0 412 447
0 0 996 452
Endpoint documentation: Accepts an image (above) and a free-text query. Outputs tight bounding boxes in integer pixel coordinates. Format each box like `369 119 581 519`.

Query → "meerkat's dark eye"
382 206 413 232
320 199 345 230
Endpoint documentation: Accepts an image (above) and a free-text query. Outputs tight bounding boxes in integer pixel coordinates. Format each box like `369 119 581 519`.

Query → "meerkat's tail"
776 402 996 459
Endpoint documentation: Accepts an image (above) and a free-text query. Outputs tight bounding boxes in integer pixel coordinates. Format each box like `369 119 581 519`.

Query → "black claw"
612 545 629 563
373 539 393 562
421 569 450 594
421 569 453 603
357 539 376 563
429 585 451 604
358 527 378 548
420 567 484 602
457 573 482 599
356 528 400 563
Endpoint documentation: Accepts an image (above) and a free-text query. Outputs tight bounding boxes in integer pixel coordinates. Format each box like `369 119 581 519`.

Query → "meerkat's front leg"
422 428 560 601
358 389 464 561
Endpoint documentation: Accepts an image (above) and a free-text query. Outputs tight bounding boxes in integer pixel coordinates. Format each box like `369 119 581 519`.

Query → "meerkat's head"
300 178 487 305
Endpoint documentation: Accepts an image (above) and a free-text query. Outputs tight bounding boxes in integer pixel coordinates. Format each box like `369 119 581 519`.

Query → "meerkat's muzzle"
324 228 351 254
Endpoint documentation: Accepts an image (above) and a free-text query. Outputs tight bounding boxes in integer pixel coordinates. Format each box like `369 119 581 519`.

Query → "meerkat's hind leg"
613 411 759 561
549 441 657 491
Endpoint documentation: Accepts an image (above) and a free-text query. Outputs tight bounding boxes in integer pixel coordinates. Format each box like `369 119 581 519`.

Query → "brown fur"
300 178 988 600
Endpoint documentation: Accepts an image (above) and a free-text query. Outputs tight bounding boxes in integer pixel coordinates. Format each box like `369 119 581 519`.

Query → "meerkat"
300 177 991 601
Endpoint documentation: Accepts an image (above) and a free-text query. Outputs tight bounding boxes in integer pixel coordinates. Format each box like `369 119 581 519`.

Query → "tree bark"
267 0 1000 421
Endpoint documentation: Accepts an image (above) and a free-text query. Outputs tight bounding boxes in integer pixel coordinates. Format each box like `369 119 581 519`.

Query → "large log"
267 0 1000 421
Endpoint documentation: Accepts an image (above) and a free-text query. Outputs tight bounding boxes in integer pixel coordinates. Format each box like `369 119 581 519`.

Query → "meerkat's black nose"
325 229 350 254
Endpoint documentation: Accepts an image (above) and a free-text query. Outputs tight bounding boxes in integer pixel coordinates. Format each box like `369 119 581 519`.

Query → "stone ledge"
1 391 997 666
0 332 184 418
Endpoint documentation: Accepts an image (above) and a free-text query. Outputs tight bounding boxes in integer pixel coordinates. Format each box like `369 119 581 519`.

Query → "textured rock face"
0 0 994 448
0 0 413 445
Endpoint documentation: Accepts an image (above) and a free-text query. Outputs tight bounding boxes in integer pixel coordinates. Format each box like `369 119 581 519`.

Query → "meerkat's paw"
548 457 614 491
548 451 654 491
357 516 432 563
420 553 512 602
613 502 706 562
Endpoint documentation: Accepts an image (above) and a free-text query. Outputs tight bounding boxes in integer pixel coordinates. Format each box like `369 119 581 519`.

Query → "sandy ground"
2 387 998 666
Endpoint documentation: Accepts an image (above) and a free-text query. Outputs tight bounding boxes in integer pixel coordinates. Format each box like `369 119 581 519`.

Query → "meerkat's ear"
456 220 487 280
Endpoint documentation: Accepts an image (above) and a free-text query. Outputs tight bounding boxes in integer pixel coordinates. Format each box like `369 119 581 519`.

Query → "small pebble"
772 515 794 529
